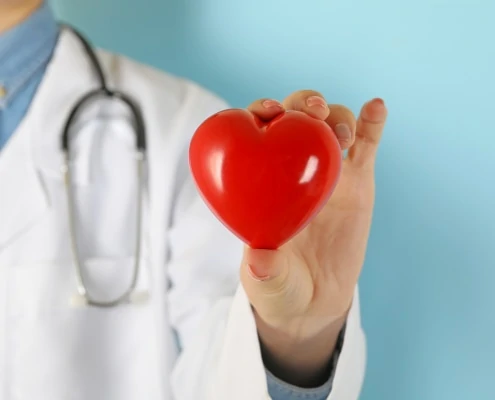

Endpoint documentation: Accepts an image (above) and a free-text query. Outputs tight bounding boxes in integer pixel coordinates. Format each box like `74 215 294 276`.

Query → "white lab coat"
0 29 366 400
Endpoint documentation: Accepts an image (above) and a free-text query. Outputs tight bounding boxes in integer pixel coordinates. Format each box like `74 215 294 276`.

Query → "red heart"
189 109 342 249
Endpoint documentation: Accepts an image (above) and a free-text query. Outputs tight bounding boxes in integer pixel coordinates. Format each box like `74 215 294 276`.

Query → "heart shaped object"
189 109 342 249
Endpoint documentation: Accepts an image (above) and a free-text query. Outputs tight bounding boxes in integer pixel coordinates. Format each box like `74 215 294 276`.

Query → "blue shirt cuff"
265 324 346 400
266 368 333 400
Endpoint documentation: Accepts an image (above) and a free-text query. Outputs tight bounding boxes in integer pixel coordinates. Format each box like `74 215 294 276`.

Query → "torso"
0 28 215 400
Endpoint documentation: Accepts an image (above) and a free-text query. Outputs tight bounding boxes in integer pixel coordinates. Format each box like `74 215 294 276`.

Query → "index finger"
282 90 330 120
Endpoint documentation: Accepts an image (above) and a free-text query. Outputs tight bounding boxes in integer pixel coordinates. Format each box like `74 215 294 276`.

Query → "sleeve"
266 325 345 400
167 83 367 400
266 372 332 400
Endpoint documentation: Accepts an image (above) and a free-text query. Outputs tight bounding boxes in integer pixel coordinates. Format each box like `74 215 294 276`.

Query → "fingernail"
248 264 272 282
335 123 352 141
363 98 386 120
369 98 385 110
262 99 283 109
306 96 328 110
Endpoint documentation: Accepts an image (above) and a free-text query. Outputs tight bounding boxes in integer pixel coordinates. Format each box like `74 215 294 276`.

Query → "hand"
240 91 388 387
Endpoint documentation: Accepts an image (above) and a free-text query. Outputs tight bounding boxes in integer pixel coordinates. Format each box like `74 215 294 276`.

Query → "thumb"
240 247 312 320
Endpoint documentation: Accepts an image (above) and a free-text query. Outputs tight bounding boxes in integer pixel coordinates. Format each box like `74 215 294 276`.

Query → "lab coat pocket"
6 258 161 400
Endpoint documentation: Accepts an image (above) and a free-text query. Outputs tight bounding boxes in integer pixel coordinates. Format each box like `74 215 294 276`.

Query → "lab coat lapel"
0 29 96 252
0 122 48 251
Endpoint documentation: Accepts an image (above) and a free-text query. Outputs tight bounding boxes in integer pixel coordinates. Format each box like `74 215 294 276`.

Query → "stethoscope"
60 25 147 308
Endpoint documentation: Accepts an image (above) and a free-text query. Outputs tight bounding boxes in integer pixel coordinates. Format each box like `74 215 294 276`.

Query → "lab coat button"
0 85 6 98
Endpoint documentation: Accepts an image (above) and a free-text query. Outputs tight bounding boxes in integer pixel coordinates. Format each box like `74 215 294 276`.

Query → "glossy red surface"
189 109 342 249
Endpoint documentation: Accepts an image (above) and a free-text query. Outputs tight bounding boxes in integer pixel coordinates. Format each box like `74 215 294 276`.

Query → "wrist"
254 310 348 387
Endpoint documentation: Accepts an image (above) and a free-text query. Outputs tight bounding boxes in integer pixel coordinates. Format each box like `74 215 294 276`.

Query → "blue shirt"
0 1 59 149
0 2 337 398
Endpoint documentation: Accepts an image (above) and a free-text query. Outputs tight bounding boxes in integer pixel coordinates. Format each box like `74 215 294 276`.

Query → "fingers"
347 98 388 169
282 89 330 120
246 98 285 121
247 91 370 152
282 91 357 150
325 104 356 150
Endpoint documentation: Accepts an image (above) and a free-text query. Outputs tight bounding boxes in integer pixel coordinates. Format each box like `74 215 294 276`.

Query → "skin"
244 94 388 387
0 0 42 33
1 0 389 390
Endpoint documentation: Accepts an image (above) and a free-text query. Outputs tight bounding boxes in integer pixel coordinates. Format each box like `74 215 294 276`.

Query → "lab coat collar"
0 28 97 251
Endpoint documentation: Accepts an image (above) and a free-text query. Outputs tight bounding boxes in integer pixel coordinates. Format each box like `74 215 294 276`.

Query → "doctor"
0 1 388 399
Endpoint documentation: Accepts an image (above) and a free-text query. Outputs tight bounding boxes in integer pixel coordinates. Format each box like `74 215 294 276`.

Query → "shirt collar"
0 1 59 108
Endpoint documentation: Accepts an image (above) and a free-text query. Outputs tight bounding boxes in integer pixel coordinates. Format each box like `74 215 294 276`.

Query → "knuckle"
329 105 355 119
283 89 325 108
302 90 325 100
247 99 264 109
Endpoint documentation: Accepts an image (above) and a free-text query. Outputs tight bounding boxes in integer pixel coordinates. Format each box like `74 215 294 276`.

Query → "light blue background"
51 0 495 399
